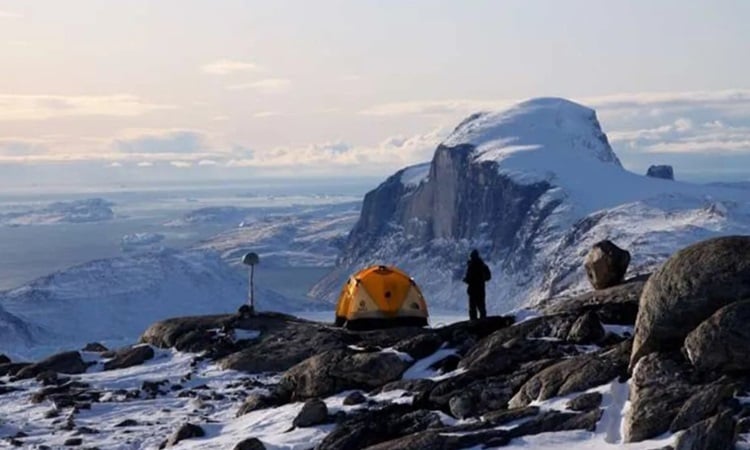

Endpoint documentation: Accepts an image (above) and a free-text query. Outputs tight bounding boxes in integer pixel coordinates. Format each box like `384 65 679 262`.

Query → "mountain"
311 98 750 311
0 249 304 359
0 198 114 226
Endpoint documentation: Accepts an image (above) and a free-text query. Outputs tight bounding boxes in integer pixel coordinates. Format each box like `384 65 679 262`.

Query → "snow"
121 232 165 252
399 162 431 188
0 249 310 359
402 347 459 380
0 198 114 226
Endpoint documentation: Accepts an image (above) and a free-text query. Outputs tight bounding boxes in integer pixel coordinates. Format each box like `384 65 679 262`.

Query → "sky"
1 0 749 189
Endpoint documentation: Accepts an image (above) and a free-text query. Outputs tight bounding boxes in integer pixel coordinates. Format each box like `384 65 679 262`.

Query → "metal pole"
249 264 255 314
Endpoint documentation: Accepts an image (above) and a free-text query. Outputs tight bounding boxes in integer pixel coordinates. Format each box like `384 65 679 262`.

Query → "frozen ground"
0 340 684 450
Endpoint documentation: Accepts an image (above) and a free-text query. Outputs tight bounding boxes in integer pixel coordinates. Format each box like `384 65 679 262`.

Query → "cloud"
107 162 122 168
0 138 48 156
113 129 206 154
227 78 291 94
253 111 281 118
360 89 750 119
0 94 172 121
170 161 192 168
0 10 22 19
610 119 750 155
137 161 154 167
198 159 218 166
202 59 259 75
227 127 447 173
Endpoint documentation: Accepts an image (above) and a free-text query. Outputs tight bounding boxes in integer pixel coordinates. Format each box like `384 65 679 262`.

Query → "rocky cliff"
312 98 750 311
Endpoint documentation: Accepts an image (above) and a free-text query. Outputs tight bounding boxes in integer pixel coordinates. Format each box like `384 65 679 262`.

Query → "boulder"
236 392 285 417
624 352 698 442
670 382 738 432
233 438 266 450
393 333 444 360
293 398 329 427
584 240 631 290
509 339 631 408
673 409 735 450
566 311 605 344
317 404 443 450
537 274 647 325
82 343 108 353
165 423 205 447
103 345 155 371
683 300 750 372
630 236 750 368
15 351 87 379
0 362 31 377
343 391 367 405
646 164 674 180
566 392 603 412
0 354 10 364
279 349 412 400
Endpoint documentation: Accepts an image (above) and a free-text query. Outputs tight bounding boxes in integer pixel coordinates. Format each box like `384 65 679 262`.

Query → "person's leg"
468 292 478 321
477 289 487 319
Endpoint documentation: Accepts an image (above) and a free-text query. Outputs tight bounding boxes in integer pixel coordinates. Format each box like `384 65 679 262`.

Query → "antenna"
242 252 260 315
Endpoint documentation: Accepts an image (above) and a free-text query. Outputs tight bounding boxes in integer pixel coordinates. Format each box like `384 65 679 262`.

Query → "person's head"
470 249 480 260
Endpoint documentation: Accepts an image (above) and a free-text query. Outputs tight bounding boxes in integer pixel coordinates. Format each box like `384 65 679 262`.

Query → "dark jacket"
463 256 491 291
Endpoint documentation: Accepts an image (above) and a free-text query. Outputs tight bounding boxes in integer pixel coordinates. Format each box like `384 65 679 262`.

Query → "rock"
317 404 443 450
684 300 750 372
63 438 83 446
233 438 266 450
509 340 631 408
449 394 474 419
673 409 735 450
360 431 457 450
584 240 631 290
236 392 285 417
82 342 108 353
393 333 444 360
566 311 605 344
0 362 31 377
293 398 329 427
0 354 10 364
507 409 603 438
15 351 87 379
631 236 750 368
103 345 155 371
115 419 139 427
166 423 205 447
671 382 738 432
624 352 698 442
566 392 603 411
343 391 367 405
459 318 580 374
279 349 412 400
646 165 674 180
537 275 648 325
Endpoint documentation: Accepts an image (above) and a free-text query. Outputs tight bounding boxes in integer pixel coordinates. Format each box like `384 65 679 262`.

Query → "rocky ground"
1 235 749 449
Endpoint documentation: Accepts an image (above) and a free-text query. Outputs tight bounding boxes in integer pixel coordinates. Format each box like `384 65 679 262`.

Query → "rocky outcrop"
646 164 675 180
278 349 412 400
631 236 750 368
103 345 155 371
584 240 631 289
293 398 329 427
15 351 87 379
509 340 631 408
164 423 205 447
683 300 750 372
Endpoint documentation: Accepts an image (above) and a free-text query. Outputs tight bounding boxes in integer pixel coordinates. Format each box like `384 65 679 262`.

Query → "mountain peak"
443 97 622 180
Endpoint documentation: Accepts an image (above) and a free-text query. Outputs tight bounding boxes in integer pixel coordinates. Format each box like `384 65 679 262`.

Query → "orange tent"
334 265 429 329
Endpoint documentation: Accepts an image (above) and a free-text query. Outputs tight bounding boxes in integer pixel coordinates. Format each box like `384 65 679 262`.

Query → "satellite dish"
242 252 260 266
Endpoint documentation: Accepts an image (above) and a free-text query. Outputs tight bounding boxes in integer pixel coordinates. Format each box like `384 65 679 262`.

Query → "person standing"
462 249 491 320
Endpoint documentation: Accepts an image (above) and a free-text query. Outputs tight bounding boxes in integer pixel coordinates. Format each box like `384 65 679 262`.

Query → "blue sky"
1 0 749 187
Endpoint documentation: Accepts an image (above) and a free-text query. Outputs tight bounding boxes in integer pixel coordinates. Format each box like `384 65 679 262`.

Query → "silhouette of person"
462 249 491 320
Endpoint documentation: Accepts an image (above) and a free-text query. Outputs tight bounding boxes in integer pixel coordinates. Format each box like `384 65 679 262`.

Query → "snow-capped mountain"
0 249 305 359
0 198 114 226
312 98 750 311
195 202 360 268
